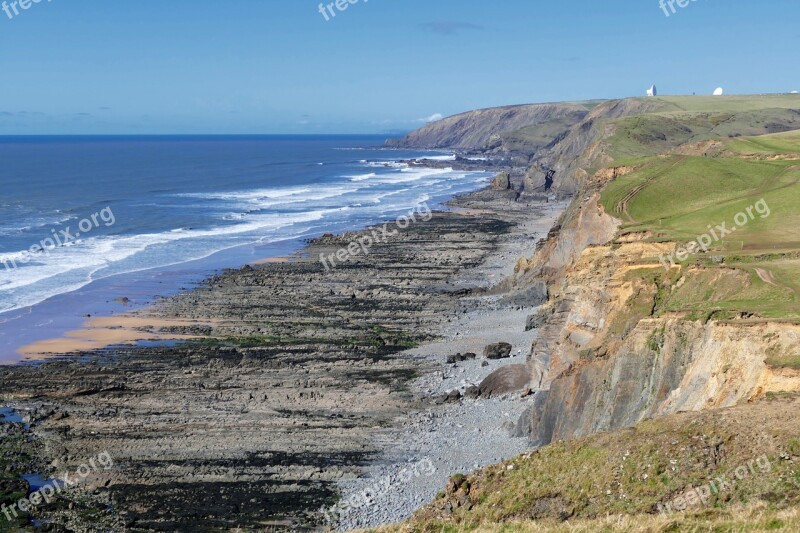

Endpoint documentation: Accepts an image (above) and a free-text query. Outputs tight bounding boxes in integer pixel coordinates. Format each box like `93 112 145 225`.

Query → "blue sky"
0 0 798 134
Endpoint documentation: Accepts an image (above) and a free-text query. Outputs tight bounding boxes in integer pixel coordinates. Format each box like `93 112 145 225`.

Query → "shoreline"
0 182 565 530
1 156 497 366
0 235 311 365
0 138 497 366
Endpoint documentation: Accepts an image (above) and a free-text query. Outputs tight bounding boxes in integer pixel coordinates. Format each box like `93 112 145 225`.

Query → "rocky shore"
0 185 563 531
332 198 566 530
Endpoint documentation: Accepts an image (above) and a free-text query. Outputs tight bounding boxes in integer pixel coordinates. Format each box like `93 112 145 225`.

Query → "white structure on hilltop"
713 87 724 96
646 85 657 97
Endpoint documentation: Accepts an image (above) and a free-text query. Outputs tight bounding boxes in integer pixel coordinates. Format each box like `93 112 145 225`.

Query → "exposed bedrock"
0 207 521 530
527 319 800 447
510 202 800 447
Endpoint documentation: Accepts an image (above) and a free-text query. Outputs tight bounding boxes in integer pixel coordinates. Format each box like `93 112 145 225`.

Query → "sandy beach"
17 314 219 360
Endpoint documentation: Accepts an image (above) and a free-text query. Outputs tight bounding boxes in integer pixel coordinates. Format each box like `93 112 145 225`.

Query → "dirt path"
756 267 778 286
615 156 687 224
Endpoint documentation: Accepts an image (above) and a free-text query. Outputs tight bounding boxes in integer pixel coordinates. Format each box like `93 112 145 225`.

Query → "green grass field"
599 128 800 321
650 94 800 114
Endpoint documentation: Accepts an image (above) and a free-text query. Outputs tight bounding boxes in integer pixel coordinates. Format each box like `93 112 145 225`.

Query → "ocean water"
0 135 491 361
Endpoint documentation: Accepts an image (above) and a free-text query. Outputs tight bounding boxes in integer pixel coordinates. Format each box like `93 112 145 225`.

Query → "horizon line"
0 132 410 138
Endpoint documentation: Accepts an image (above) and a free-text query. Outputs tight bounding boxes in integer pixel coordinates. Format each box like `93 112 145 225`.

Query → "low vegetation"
376 396 800 532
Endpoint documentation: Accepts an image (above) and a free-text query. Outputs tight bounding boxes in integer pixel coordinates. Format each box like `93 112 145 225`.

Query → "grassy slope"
380 395 800 533
599 129 800 322
498 100 606 156
497 113 586 157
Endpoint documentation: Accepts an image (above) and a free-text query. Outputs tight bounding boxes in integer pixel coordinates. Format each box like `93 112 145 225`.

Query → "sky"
0 0 798 134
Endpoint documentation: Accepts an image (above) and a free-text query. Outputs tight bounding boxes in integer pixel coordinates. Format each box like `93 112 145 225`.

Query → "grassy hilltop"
602 95 800 165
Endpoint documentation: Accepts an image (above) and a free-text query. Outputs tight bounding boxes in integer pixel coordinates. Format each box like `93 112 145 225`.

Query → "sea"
0 135 492 362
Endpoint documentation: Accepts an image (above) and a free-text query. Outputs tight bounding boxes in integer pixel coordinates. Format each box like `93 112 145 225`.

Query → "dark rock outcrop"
491 171 512 190
501 280 548 308
483 342 513 359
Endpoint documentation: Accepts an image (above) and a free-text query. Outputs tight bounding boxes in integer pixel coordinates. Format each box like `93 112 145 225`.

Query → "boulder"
442 389 462 403
491 171 512 190
447 352 478 364
478 364 531 398
483 342 513 359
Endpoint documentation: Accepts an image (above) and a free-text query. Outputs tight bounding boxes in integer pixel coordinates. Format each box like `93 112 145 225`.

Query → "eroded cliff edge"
504 95 800 447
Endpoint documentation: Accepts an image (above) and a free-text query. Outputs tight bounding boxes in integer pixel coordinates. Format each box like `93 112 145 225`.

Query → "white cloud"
418 113 444 123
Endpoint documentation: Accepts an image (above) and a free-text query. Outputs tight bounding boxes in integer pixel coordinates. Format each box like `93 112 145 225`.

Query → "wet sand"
18 315 219 360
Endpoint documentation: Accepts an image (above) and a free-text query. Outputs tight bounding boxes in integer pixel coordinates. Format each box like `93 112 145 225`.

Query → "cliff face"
399 97 800 532
530 313 800 444
517 222 800 445
523 98 667 195
503 101 800 446
385 103 590 154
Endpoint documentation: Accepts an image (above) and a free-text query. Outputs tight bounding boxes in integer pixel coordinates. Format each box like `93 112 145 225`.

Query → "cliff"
379 95 800 532
519 233 800 446
387 94 800 533
385 102 594 162
389 95 800 196
509 102 800 446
